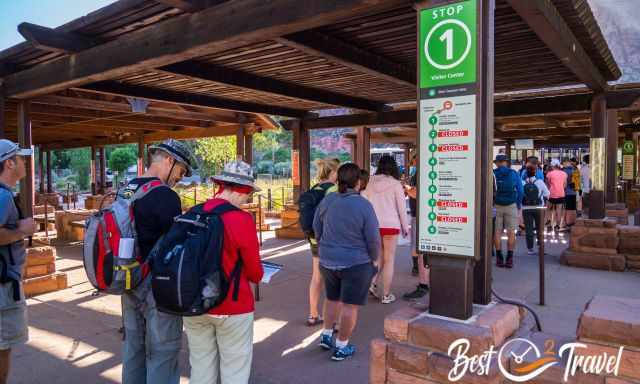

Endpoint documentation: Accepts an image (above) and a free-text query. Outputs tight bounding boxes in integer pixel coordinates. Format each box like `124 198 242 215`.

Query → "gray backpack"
83 180 164 294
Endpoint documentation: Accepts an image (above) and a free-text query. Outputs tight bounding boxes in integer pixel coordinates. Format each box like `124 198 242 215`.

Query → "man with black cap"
0 139 35 383
121 139 195 384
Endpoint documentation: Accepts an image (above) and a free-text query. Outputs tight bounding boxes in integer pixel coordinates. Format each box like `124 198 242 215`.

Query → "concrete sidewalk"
11 230 640 383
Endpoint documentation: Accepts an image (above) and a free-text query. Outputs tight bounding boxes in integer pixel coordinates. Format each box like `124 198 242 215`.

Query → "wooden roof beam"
276 30 415 88
80 81 311 117
154 0 227 12
17 22 102 53
4 0 407 98
506 0 608 92
161 61 387 112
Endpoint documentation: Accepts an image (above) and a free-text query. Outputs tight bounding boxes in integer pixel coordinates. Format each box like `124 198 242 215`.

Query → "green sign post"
622 140 635 181
417 0 493 319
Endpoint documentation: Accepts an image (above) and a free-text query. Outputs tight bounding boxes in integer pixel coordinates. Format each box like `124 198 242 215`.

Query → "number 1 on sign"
440 28 453 60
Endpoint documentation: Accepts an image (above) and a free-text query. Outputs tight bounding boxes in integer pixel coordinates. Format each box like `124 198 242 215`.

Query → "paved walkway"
11 230 640 383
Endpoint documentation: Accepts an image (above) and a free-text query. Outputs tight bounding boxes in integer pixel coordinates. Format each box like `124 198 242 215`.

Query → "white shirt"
580 164 591 193
521 176 550 209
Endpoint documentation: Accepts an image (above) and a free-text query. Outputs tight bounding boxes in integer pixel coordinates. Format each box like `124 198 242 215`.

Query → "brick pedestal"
84 194 115 210
607 203 630 225
23 246 68 297
54 209 95 241
276 206 305 239
618 226 640 272
560 219 625 271
372 303 521 384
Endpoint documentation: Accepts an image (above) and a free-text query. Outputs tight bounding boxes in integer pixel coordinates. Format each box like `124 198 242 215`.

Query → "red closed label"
437 216 468 223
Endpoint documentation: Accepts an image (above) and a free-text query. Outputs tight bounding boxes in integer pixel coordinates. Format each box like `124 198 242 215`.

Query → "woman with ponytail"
299 158 339 326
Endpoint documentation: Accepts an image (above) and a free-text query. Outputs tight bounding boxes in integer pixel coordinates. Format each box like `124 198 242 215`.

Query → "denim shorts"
320 263 377 306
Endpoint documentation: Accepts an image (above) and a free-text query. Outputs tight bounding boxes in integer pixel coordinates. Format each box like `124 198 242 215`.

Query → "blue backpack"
494 168 517 206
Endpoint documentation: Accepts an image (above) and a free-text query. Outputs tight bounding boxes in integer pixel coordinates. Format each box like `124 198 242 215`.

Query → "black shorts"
549 197 565 205
565 195 577 210
320 263 377 306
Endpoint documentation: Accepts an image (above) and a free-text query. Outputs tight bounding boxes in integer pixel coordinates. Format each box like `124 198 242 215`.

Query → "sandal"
306 316 324 326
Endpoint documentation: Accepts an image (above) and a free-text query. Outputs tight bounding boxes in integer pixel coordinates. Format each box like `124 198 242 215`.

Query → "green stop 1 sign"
419 0 477 89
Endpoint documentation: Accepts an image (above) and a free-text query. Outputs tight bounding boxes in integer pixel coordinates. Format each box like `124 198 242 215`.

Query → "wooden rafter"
506 0 609 91
3 0 408 98
161 61 386 111
276 30 415 88
17 22 102 53
154 0 227 12
80 81 310 117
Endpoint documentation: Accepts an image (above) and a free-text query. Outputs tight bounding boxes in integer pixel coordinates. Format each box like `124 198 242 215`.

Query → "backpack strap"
130 179 165 203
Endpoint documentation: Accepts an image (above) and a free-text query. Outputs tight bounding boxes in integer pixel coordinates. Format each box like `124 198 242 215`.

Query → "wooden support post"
236 127 245 161
589 94 607 219
38 147 45 194
0 84 5 139
350 138 357 163
355 126 370 171
292 120 310 201
505 140 512 160
606 109 618 204
46 150 52 193
99 147 106 194
137 136 145 176
403 145 411 178
244 134 253 166
17 101 34 217
90 146 97 195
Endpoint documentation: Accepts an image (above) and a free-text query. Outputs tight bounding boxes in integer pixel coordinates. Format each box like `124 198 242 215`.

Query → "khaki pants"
184 312 254 384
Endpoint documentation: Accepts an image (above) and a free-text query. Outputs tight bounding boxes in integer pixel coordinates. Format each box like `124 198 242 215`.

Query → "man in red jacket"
183 160 263 384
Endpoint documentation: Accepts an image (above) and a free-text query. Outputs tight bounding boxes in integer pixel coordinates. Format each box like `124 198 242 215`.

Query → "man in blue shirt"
0 139 35 383
493 155 523 268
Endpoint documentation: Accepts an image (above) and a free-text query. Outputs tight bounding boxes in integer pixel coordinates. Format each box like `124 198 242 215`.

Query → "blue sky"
0 0 116 51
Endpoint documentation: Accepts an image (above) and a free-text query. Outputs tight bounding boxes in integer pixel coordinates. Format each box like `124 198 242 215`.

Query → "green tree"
68 148 91 190
195 136 236 178
253 128 292 164
108 147 137 175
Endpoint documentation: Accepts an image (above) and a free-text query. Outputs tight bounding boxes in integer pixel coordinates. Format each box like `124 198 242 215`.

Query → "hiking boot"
381 293 396 304
411 257 419 276
331 344 356 361
527 248 536 256
505 254 514 268
402 285 429 300
319 332 334 350
496 254 505 268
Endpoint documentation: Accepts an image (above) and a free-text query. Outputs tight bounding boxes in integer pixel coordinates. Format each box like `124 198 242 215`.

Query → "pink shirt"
546 170 567 199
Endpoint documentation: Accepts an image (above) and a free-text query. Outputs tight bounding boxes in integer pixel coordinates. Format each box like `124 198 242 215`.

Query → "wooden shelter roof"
0 0 622 148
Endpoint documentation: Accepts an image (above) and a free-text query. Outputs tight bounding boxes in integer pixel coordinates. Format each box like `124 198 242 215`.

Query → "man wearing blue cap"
0 139 35 383
493 155 523 268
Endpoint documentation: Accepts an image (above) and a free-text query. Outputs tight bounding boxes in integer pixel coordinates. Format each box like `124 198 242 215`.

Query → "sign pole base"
429 255 474 320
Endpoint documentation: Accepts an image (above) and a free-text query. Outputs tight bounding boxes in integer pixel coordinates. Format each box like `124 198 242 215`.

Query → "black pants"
522 209 542 250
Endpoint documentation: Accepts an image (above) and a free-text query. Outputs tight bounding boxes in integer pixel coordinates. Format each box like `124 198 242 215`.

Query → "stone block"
574 341 640 381
385 307 424 343
569 227 619 250
626 254 640 262
627 260 640 270
607 203 627 211
386 369 436 384
23 273 67 297
33 205 55 215
560 251 626 272
408 316 494 356
25 246 56 266
571 226 619 237
370 338 388 384
569 245 618 255
577 296 640 348
607 209 630 225
55 209 95 241
388 343 429 378
23 262 56 279
84 194 115 210
576 219 604 227
618 225 640 235
427 352 502 384
474 304 521 348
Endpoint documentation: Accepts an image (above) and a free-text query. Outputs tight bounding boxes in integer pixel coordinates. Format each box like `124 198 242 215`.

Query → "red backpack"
83 180 163 294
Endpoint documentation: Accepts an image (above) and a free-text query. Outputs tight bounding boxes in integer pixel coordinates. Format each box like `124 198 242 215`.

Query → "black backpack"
523 179 540 206
0 184 21 302
150 202 242 316
298 182 334 234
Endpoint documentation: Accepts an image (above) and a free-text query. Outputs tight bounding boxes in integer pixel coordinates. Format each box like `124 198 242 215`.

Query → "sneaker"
319 332 333 350
369 284 379 299
527 248 536 255
402 285 429 300
331 344 356 361
381 293 396 304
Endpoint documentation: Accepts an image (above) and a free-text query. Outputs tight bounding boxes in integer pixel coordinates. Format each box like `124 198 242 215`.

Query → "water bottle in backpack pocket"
83 180 162 294
150 203 243 316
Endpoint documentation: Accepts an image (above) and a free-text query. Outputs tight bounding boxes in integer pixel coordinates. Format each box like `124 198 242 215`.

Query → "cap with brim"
494 154 509 162
148 141 194 177
0 139 33 162
212 173 261 192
